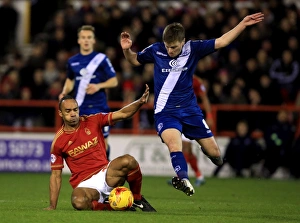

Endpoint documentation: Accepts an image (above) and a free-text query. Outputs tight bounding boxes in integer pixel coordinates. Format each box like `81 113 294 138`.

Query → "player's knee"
71 189 89 210
122 154 138 168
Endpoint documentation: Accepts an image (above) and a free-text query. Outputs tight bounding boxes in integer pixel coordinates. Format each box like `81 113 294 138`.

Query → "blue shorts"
154 105 213 140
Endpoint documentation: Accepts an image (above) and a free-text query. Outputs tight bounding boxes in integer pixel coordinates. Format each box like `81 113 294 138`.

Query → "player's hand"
86 83 99 95
139 84 149 104
242 12 264 26
58 93 65 101
120 32 133 50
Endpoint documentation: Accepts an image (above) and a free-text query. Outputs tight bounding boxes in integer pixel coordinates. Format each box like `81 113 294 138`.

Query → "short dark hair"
77 25 95 36
162 23 185 43
59 95 76 110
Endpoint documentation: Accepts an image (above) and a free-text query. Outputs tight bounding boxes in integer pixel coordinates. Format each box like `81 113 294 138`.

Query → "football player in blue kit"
59 25 118 160
120 12 264 196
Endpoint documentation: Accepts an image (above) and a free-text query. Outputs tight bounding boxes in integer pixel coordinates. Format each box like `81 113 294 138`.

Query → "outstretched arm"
44 169 62 210
215 12 264 50
120 32 141 66
112 84 149 122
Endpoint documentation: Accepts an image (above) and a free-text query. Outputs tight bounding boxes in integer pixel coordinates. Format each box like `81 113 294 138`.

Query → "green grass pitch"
0 173 299 223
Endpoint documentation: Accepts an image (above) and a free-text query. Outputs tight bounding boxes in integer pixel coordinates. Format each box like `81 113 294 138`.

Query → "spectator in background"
242 58 262 89
269 49 300 104
270 17 297 59
215 68 232 96
0 69 20 99
214 120 263 177
246 88 267 132
55 49 69 71
261 109 295 178
248 88 262 106
257 74 283 105
21 43 47 87
256 49 273 75
120 58 137 103
43 59 59 86
46 80 62 100
0 0 19 62
106 5 126 47
208 81 227 104
2 53 25 81
138 6 157 47
224 84 247 105
43 11 66 38
222 48 243 83
63 3 82 47
29 69 49 100
46 28 69 60
287 36 300 60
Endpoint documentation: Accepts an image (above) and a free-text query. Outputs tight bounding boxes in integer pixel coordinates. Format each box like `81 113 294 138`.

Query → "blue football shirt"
67 51 116 115
137 39 216 114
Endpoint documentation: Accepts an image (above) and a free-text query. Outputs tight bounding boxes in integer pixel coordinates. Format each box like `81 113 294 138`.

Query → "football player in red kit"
45 84 156 212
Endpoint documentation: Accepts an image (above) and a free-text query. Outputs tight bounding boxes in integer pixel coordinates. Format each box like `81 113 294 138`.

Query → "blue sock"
170 151 188 180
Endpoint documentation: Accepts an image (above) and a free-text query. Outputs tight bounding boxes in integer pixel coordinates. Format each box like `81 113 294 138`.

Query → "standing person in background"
213 120 263 177
59 25 118 160
261 110 295 178
120 12 264 196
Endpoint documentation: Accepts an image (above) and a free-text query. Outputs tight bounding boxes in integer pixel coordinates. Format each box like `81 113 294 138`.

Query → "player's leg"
155 111 194 196
195 136 223 166
106 154 140 194
161 129 194 196
72 167 115 211
182 108 223 167
107 154 156 212
72 156 140 211
161 129 188 179
71 187 113 210
182 140 205 186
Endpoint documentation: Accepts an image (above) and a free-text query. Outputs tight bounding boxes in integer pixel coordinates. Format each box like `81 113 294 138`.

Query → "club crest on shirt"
79 68 88 76
169 59 179 68
51 154 56 163
85 128 91 135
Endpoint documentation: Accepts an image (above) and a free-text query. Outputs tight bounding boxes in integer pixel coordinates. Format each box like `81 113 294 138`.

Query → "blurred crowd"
0 0 299 178
0 0 299 125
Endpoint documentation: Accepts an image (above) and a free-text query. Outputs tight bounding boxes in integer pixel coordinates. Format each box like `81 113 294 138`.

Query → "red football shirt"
50 112 113 188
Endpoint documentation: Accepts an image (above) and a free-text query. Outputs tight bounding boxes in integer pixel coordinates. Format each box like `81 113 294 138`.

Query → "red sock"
188 153 202 178
183 152 190 163
92 201 113 211
127 165 142 201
